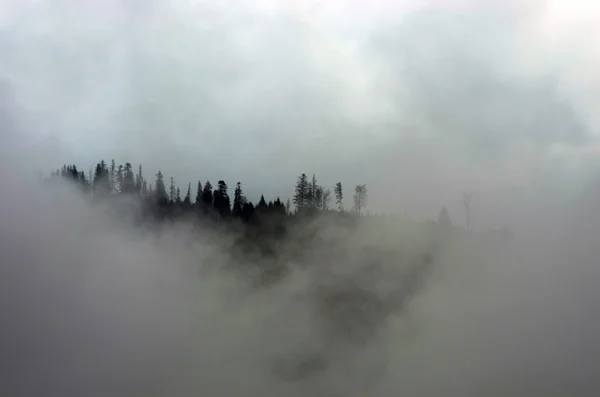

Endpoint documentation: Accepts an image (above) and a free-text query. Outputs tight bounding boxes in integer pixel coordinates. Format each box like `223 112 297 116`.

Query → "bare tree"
463 191 472 230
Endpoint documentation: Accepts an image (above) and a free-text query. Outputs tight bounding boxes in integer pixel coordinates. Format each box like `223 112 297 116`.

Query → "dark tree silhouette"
353 184 368 215
169 177 176 204
195 181 202 207
154 171 168 205
202 181 213 210
121 163 136 195
213 180 231 216
334 182 343 211
233 182 245 218
293 173 309 213
183 182 192 206
93 160 111 199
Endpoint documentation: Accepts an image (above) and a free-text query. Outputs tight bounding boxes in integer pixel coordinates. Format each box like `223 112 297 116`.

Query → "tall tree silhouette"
154 171 168 205
202 181 213 209
257 194 267 209
321 188 331 211
307 174 318 210
135 164 144 195
121 163 136 195
115 164 124 195
183 182 192 206
169 177 176 204
195 181 202 207
233 182 245 218
110 159 117 195
334 182 343 211
353 184 368 215
175 187 182 205
213 180 231 216
293 173 309 213
92 160 110 199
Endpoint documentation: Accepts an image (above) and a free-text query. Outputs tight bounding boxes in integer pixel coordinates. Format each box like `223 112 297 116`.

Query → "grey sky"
2 0 600 227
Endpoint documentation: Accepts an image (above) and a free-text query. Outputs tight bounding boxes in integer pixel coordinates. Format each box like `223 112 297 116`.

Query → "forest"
50 161 370 222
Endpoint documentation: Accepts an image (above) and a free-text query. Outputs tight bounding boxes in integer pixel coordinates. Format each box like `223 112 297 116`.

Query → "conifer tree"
293 173 309 213
154 171 168 205
334 182 343 211
195 181 203 206
233 182 245 217
184 182 192 206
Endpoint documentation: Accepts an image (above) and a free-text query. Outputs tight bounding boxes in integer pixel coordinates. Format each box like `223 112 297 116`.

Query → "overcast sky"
1 0 600 228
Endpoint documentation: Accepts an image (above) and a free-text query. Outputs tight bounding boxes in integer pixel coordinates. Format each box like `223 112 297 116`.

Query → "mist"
2 0 600 396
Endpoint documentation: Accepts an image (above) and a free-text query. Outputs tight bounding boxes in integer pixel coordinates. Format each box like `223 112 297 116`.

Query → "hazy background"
2 0 600 229
2 1 600 396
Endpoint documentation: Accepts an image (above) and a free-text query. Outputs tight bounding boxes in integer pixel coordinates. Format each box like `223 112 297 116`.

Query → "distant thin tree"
175 187 182 205
141 180 148 198
232 182 245 217
195 181 202 206
183 182 192 206
110 159 117 195
321 188 331 211
121 163 136 195
334 182 343 211
115 164 124 195
135 164 144 195
353 184 368 215
293 173 309 213
169 177 176 204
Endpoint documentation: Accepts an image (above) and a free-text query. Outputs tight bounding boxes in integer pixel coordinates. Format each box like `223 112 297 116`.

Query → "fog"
2 0 600 396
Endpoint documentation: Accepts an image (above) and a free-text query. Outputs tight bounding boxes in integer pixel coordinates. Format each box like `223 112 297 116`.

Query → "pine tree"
141 180 148 198
213 180 231 216
121 163 136 194
306 173 318 210
334 182 343 211
135 164 144 195
115 164 124 195
241 201 255 222
314 185 323 211
110 159 117 195
169 177 176 204
202 181 213 208
321 188 331 211
232 182 244 217
195 181 202 206
258 194 267 209
293 173 309 213
183 182 192 206
154 171 168 205
352 184 368 215
175 187 182 205
92 160 111 199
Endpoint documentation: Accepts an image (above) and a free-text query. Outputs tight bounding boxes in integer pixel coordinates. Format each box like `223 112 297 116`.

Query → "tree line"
48 161 370 223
